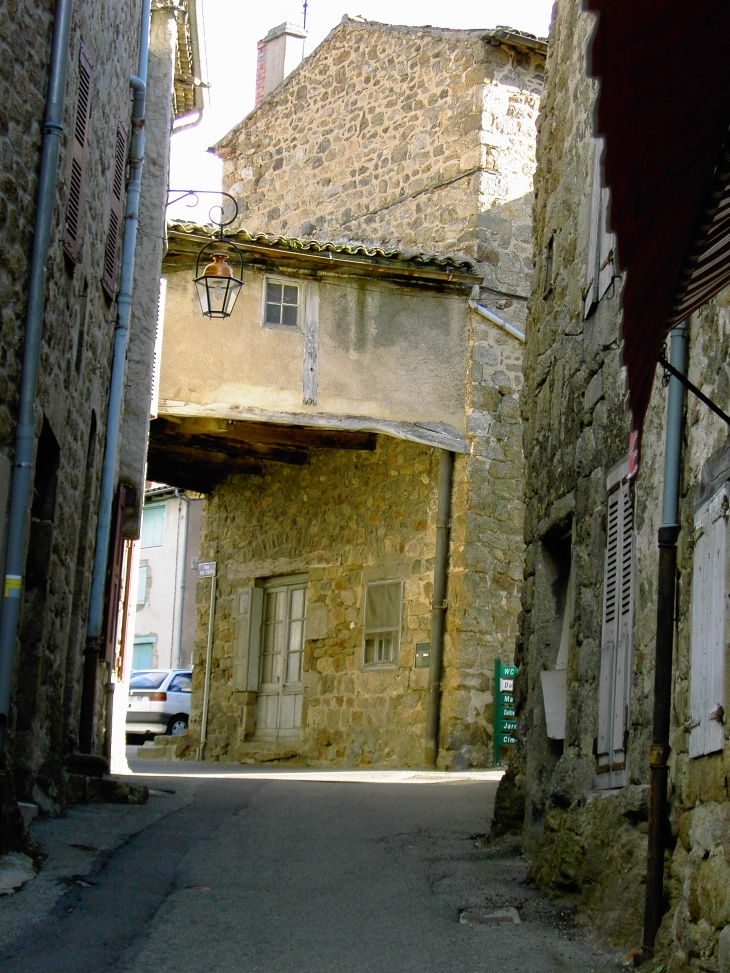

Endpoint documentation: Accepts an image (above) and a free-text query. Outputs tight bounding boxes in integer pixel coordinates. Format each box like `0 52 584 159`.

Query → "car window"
130 671 167 689
168 673 192 693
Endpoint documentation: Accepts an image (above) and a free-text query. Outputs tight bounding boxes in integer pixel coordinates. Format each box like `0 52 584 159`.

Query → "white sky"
168 0 554 224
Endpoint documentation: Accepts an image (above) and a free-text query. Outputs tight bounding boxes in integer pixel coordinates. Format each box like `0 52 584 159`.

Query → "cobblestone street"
0 758 621 972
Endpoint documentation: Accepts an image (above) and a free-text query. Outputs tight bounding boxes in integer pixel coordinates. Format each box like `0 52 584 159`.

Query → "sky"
168 0 554 224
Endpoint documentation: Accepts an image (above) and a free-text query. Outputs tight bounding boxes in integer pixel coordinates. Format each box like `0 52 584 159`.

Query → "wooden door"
255 581 307 738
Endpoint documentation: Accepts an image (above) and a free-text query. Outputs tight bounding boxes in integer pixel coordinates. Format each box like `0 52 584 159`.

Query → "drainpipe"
468 287 526 343
173 489 189 668
80 0 150 752
424 449 454 768
642 319 689 956
0 0 73 753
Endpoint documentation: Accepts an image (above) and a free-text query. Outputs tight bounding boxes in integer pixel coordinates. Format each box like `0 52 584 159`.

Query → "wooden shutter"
64 43 93 262
689 484 728 758
103 484 127 663
583 139 602 319
149 279 166 419
101 124 128 299
232 585 263 691
597 477 634 787
598 184 617 300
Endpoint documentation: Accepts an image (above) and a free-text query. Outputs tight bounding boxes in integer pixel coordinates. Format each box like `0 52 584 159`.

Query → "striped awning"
670 135 730 325
584 1 730 428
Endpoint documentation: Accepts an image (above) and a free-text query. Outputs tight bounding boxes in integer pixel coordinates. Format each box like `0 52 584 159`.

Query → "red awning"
584 1 730 427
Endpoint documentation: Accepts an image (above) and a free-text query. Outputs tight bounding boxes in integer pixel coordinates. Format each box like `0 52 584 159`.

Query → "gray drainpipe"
86 1 150 645
0 0 74 753
424 449 454 768
642 319 689 956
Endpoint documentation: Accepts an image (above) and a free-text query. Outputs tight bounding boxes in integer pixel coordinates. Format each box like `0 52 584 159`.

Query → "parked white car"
126 669 191 740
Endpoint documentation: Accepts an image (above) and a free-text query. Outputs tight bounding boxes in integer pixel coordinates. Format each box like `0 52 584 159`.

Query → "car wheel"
167 715 188 736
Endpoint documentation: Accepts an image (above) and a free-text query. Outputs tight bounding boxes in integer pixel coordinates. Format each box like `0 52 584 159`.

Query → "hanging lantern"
193 243 244 319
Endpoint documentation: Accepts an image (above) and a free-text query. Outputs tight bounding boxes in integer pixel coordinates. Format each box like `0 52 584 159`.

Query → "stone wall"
190 437 440 767
507 0 730 965
0 0 172 846
215 16 544 326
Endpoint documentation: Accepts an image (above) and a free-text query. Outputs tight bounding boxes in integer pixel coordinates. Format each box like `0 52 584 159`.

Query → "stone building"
0 0 204 852
149 19 546 769
497 0 730 966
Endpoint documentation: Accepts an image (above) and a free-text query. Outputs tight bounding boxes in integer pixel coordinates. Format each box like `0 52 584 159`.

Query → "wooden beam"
155 416 378 452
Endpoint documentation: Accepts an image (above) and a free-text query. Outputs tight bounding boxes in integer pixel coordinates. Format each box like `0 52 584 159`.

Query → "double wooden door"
255 580 307 738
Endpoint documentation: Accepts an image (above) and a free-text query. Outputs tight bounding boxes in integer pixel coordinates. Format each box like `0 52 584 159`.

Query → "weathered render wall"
215 16 544 328
159 263 469 437
509 0 730 965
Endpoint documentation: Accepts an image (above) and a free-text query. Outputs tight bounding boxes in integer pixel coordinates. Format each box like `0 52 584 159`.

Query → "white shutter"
597 477 634 787
689 484 728 757
232 585 263 691
583 140 603 319
149 278 166 419
598 184 617 300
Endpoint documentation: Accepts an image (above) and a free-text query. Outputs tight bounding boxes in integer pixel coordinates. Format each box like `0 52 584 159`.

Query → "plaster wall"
159 266 469 434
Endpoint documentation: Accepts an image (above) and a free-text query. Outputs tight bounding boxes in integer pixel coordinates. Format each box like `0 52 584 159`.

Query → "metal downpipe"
80 0 151 753
424 449 454 768
0 0 74 753
642 320 689 955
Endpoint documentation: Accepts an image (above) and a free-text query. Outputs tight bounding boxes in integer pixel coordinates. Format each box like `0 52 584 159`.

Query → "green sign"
493 658 518 765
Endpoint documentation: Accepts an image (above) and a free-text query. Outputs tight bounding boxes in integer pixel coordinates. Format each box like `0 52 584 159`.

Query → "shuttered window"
597 473 635 788
140 503 165 548
101 124 128 298
149 279 166 419
363 580 403 667
232 585 264 691
583 138 617 319
64 43 93 262
689 483 728 758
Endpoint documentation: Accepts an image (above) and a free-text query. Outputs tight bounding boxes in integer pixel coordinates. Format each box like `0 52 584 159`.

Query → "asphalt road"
0 762 620 972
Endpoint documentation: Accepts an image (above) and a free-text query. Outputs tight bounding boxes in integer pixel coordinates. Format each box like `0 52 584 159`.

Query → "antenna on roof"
303 0 308 30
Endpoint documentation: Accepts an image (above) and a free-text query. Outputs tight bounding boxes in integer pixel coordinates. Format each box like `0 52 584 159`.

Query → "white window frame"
363 580 403 669
596 460 635 789
261 275 304 331
688 482 728 758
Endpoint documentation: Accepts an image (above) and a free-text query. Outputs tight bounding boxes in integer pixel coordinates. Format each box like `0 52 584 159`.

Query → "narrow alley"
0 756 619 973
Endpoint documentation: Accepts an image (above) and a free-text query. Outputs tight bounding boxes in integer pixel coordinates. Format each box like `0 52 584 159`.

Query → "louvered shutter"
101 124 128 299
597 477 634 787
149 279 166 419
64 43 93 262
583 139 602 319
598 184 617 300
232 586 263 691
689 484 728 758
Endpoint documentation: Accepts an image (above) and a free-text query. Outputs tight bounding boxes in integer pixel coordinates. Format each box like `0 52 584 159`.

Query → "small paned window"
264 278 300 328
141 503 165 548
363 581 402 667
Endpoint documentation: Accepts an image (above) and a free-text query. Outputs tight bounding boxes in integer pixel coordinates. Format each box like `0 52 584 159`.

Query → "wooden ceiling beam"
153 416 378 452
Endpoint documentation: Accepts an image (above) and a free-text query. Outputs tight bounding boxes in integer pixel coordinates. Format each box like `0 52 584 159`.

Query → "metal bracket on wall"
659 350 730 427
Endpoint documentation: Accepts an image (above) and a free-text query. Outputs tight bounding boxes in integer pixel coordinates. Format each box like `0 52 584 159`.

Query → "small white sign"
198 561 217 578
500 677 514 693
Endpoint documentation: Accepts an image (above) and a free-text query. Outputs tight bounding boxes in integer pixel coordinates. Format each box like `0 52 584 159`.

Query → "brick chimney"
255 22 307 105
